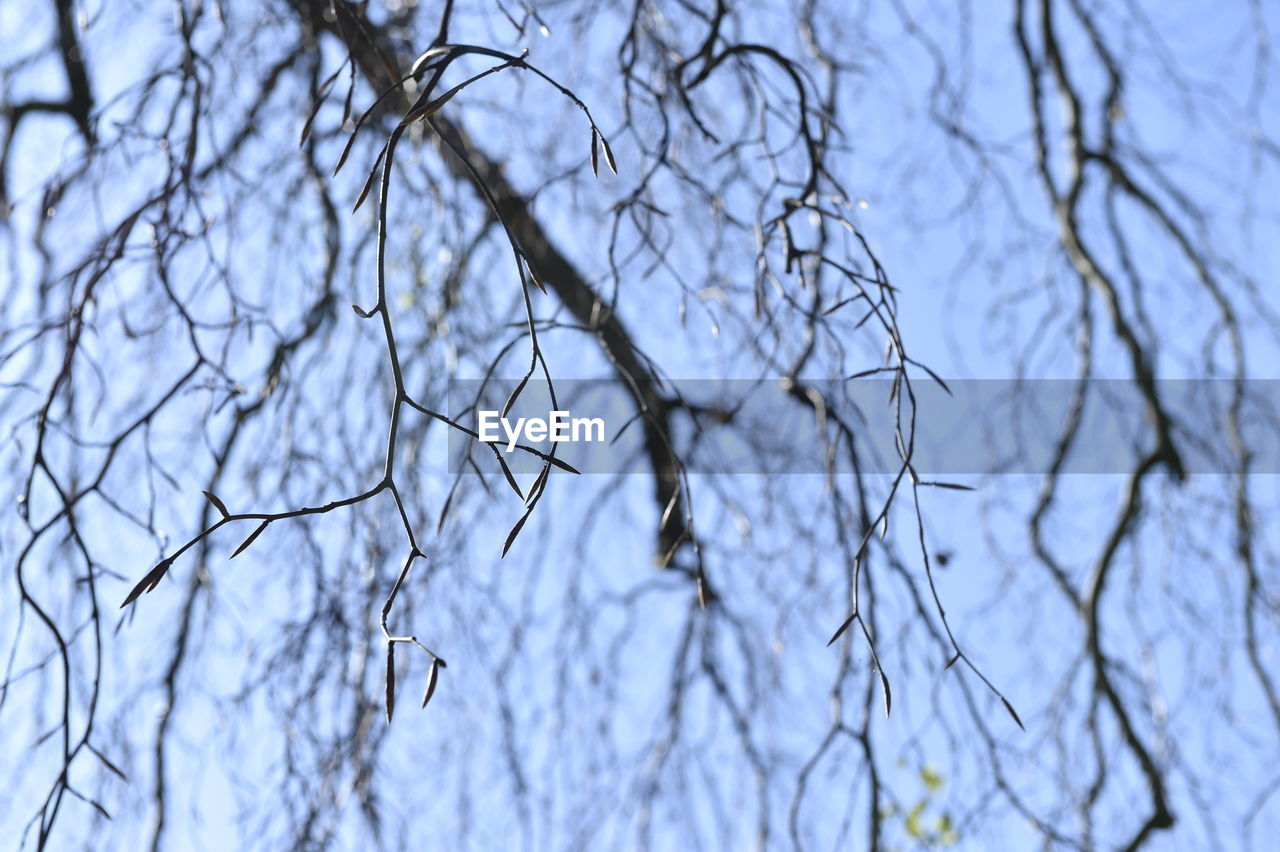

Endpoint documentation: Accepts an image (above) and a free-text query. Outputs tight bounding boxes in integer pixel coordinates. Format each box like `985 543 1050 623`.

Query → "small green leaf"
905 801 926 839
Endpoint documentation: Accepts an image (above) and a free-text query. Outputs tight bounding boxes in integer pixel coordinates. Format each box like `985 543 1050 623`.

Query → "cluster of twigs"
116 33 633 729
3 0 1277 849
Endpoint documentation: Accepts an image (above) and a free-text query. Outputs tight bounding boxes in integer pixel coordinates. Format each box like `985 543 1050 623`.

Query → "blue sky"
2 0 1279 849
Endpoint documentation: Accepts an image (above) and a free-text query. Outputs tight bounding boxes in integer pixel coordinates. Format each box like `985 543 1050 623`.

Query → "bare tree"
2 0 1278 849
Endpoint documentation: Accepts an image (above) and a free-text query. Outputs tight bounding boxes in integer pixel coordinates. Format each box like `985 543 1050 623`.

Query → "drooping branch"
294 0 693 568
